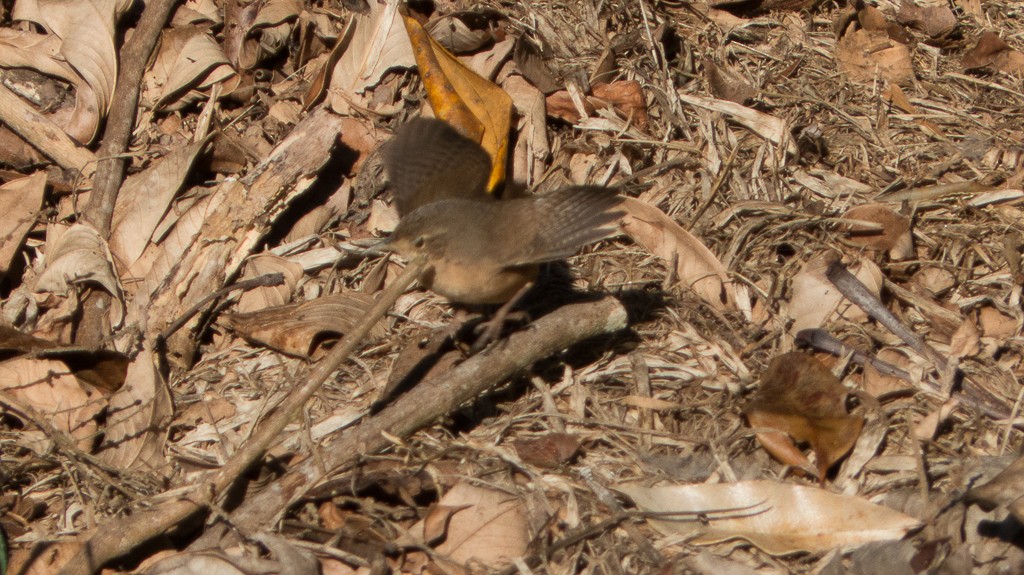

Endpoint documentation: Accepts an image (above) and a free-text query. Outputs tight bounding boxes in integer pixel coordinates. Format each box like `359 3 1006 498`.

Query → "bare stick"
192 295 629 548
825 260 949 371
56 258 427 575
0 81 96 174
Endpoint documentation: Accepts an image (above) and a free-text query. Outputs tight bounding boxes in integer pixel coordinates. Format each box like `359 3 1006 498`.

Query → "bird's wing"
383 118 493 216
505 186 624 266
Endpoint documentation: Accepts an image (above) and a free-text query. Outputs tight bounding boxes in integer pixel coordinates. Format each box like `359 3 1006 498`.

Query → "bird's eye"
413 236 426 248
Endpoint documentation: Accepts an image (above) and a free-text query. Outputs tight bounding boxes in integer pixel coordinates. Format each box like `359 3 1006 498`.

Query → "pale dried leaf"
837 27 914 85
787 255 881 333
620 197 750 317
35 224 125 327
0 357 101 452
617 481 921 555
236 254 304 313
109 138 210 269
13 0 133 142
97 346 171 470
329 0 414 105
0 171 46 275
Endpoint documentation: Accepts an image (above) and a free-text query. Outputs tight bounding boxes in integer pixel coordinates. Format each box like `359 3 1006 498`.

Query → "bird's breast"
424 259 538 305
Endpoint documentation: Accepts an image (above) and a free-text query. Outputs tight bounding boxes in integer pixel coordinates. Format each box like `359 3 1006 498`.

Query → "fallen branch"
194 295 629 548
56 258 427 575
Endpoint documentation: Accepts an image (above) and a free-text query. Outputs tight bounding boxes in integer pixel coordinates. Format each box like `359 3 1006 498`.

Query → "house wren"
381 118 623 307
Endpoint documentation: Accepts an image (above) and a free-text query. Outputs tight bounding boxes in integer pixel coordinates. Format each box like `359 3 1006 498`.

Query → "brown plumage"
381 118 623 306
383 118 493 216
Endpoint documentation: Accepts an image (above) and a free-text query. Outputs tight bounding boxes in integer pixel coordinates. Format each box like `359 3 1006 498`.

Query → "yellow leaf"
402 13 512 192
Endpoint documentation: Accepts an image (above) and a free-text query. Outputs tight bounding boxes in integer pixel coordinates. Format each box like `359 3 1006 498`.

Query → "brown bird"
383 117 494 216
380 117 623 343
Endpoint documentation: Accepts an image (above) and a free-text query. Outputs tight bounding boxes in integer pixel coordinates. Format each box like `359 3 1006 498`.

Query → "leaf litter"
1 0 1024 573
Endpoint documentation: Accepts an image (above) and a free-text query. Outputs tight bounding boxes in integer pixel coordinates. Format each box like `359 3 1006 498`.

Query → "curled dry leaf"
146 28 237 112
676 93 797 156
704 59 756 105
978 306 1018 339
235 253 304 314
403 12 513 192
967 456 1024 524
224 292 384 358
405 482 531 570
787 254 881 333
744 352 865 479
896 2 958 40
962 32 1024 75
836 9 914 85
619 197 751 318
592 80 648 129
11 0 134 143
513 432 582 468
235 0 302 71
0 171 46 276
425 9 505 54
328 0 415 113
840 203 913 260
98 346 172 470
0 357 102 452
35 224 125 328
617 480 921 555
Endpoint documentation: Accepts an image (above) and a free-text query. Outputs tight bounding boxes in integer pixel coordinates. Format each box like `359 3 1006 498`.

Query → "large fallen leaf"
744 352 865 479
405 482 531 570
34 224 125 327
962 32 1024 74
145 28 237 111
224 292 383 357
235 0 302 71
328 0 415 112
12 0 134 142
787 254 881 333
0 324 128 392
0 357 102 452
836 16 914 85
676 93 797 156
235 253 304 313
967 455 1024 523
840 203 913 260
109 138 210 269
620 197 750 317
617 481 921 555
98 345 172 471
0 171 46 276
404 12 513 191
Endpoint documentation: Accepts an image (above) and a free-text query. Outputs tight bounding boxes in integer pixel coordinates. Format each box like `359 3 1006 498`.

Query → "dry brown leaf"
704 59 756 105
236 0 302 71
962 32 1024 74
979 306 1018 339
0 357 101 452
406 482 531 569
224 292 383 358
235 254 304 314
404 12 513 192
34 224 125 328
620 197 750 317
7 540 82 575
948 315 980 359
787 254 881 333
328 1 415 113
592 80 648 129
0 324 128 392
744 352 865 478
863 348 916 397
836 18 914 85
967 456 1024 516
0 171 45 276
146 28 237 112
617 480 921 555
425 9 505 54
109 138 210 270
513 433 582 468
676 93 797 155
840 203 913 259
12 0 134 142
97 346 172 470
896 2 958 39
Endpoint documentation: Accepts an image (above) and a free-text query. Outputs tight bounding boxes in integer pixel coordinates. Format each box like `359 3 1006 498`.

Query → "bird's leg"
470 281 535 353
